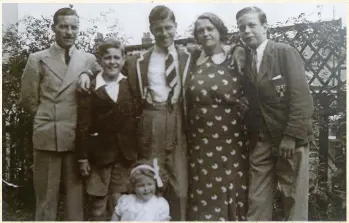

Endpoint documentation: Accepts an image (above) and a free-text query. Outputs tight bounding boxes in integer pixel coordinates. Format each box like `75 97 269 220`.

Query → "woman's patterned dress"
186 55 248 221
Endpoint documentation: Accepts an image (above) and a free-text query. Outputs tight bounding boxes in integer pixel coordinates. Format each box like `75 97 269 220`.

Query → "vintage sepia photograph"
2 2 346 221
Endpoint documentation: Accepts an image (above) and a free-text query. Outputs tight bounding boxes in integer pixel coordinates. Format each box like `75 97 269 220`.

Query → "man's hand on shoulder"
77 72 92 93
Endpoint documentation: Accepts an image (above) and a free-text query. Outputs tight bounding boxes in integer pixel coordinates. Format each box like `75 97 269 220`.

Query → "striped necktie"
165 52 178 112
165 53 178 88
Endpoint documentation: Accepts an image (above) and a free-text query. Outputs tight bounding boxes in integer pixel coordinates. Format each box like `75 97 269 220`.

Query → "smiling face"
100 48 125 78
52 15 79 49
134 175 156 202
150 17 177 50
195 18 221 50
237 12 267 49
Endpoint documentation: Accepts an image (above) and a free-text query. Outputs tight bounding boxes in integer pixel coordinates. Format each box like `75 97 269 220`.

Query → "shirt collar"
255 39 268 55
154 43 177 57
196 47 227 65
95 71 127 90
53 42 75 56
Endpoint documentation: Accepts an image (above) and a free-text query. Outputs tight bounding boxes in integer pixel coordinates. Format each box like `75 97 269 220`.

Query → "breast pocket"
270 75 287 99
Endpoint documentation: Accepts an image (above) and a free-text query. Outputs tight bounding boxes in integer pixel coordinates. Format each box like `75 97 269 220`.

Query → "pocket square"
272 75 282 80
89 132 99 136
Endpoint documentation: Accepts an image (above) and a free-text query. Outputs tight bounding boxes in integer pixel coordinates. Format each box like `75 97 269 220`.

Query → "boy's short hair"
236 6 267 25
97 38 125 58
53 8 79 25
148 5 176 26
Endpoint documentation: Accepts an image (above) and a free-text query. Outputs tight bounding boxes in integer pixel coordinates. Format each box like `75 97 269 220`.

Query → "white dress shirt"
255 39 269 73
53 42 75 63
95 72 127 102
147 44 181 103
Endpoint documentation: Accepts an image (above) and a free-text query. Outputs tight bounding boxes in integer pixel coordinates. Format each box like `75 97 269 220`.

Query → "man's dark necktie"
250 49 258 82
165 53 178 112
65 49 71 65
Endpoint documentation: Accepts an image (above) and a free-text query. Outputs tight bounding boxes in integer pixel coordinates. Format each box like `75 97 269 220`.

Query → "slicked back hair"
148 5 176 26
236 6 267 25
53 7 79 25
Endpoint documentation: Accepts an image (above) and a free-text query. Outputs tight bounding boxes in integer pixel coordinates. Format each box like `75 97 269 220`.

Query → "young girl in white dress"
111 159 170 221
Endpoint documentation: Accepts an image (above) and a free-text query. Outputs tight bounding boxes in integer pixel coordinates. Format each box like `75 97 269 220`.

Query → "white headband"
130 158 164 188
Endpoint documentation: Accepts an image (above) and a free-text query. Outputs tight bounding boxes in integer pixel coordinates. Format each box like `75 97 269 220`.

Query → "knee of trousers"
91 202 107 217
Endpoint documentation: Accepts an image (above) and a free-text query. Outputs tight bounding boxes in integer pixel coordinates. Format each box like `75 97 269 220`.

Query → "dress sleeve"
157 197 170 221
114 195 128 218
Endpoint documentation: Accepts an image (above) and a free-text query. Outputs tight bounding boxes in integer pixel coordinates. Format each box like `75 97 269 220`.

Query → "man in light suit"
236 7 314 221
19 8 100 221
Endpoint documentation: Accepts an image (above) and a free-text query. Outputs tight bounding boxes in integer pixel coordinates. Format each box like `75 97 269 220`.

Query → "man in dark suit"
236 7 314 221
19 8 100 220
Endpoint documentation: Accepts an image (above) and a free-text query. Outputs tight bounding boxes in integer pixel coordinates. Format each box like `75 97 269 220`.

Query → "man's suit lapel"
41 45 67 81
256 41 274 83
136 48 152 99
116 79 128 103
95 87 114 104
58 48 84 93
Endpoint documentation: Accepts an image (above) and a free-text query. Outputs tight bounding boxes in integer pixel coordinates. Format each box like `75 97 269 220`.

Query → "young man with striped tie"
123 6 190 220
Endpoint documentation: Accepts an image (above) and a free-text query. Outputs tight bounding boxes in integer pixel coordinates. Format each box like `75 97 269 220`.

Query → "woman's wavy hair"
193 12 228 43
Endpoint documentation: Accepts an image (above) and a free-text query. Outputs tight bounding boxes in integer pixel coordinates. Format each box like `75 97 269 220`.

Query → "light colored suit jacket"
20 44 100 152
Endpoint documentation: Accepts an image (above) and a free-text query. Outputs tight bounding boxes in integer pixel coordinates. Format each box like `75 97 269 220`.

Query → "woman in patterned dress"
186 13 248 221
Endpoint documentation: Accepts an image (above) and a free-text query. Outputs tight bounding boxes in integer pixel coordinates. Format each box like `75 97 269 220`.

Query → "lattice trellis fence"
2 19 346 220
268 19 346 219
267 19 346 188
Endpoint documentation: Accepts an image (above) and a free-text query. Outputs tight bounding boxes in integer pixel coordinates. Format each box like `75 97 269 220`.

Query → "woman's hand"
230 45 246 74
237 96 249 113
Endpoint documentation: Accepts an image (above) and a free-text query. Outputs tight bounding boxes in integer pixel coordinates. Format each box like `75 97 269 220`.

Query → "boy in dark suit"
76 39 138 221
236 6 314 221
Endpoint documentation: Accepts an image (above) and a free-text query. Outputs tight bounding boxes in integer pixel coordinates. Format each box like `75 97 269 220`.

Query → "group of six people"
20 4 314 221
